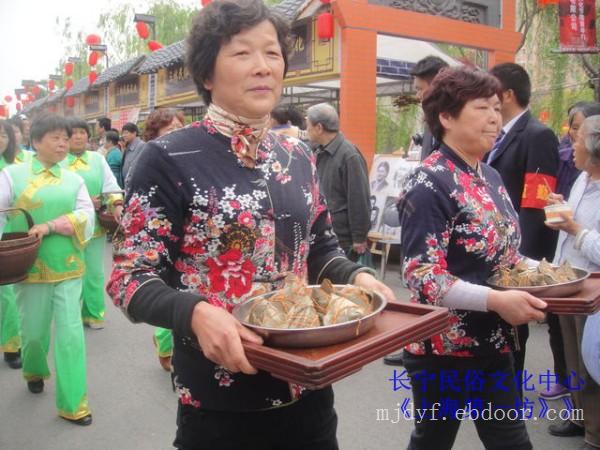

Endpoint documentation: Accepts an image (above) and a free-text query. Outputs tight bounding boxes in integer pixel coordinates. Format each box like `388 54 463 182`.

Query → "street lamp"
134 13 156 40
89 44 109 68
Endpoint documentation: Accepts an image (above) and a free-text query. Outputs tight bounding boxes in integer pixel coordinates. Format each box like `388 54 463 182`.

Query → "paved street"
0 246 586 449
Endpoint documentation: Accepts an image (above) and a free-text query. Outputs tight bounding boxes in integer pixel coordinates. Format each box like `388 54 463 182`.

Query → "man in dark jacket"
306 103 371 262
488 62 560 401
121 122 145 190
411 56 449 161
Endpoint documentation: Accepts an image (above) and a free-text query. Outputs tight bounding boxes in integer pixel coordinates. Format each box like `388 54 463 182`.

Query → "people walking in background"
306 103 371 262
488 62 560 399
0 114 95 425
64 117 123 330
0 119 29 370
410 55 449 161
104 131 123 188
545 114 600 450
121 122 144 190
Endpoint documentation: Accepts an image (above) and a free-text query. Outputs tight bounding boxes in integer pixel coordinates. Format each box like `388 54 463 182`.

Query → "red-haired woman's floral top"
107 118 367 412
399 145 522 357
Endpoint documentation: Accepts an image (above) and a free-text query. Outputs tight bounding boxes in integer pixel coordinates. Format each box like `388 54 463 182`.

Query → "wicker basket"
0 208 41 285
97 207 119 233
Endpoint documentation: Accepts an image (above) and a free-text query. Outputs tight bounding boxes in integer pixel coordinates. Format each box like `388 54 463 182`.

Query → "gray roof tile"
65 76 90 97
272 0 306 20
136 41 186 74
93 55 145 87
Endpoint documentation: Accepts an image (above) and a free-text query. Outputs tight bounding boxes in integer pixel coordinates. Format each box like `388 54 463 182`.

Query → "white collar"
502 109 528 135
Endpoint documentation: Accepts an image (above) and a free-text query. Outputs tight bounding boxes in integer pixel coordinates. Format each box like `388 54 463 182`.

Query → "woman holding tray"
0 114 95 425
545 114 600 450
106 1 394 449
397 66 547 450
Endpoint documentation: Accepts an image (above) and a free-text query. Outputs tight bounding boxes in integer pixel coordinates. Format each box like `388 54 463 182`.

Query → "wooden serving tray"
542 273 600 315
244 302 449 389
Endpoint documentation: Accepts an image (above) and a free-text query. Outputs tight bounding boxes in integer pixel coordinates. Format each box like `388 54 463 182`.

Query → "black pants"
173 388 338 450
512 324 529 399
403 352 532 450
546 312 568 386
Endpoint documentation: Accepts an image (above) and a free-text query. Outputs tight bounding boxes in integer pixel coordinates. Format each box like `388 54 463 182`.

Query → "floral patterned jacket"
107 118 367 412
399 145 522 357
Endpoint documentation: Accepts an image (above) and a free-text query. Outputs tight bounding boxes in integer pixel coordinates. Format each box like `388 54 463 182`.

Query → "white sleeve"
0 169 14 235
441 279 490 312
100 155 122 194
76 181 96 242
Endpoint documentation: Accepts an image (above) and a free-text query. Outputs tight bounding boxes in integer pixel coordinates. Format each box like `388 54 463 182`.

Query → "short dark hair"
98 117 111 132
122 122 138 135
377 161 390 174
410 56 449 83
105 131 120 146
422 66 502 142
8 117 24 134
0 120 17 164
30 114 72 148
186 0 290 105
68 117 90 137
489 62 531 108
271 105 305 128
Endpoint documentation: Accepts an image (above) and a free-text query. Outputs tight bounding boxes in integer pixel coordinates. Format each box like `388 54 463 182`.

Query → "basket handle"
0 208 35 230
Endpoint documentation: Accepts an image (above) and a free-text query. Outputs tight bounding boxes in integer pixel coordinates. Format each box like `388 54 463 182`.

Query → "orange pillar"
339 26 377 169
488 51 516 68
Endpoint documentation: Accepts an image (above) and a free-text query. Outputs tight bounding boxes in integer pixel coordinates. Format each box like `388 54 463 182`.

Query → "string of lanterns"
135 19 163 52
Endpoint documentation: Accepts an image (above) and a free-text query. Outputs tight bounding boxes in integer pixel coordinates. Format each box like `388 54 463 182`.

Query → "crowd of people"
1 0 600 449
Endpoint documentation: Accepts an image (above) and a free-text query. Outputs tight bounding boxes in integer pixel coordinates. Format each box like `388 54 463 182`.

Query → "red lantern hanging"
4 95 12 103
88 71 98 84
88 51 99 66
28 93 35 102
64 62 74 76
317 12 334 40
66 78 74 90
538 0 558 5
0 105 6 117
65 97 75 108
148 40 163 52
48 80 56 91
135 21 150 40
85 34 102 46
201 0 212 6
31 86 41 96
16 102 22 111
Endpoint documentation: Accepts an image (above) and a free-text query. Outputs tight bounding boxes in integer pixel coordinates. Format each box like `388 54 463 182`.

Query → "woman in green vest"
65 117 123 330
0 119 30 369
0 114 95 425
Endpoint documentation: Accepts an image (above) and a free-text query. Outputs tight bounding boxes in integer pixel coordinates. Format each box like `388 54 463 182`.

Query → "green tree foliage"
376 101 419 154
97 0 195 64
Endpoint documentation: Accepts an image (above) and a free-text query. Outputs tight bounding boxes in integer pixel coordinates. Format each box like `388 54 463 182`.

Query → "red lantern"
66 78 74 90
85 34 102 46
4 95 12 103
88 71 98 84
48 80 56 91
135 21 150 40
201 0 212 5
88 51 99 66
16 102 22 112
31 86 41 96
64 62 74 76
317 12 334 40
28 93 35 102
0 105 6 117
148 40 163 52
65 97 75 108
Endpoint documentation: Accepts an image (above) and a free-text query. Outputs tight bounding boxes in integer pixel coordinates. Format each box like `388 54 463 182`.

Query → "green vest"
1 150 32 233
5 158 87 283
64 151 105 237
